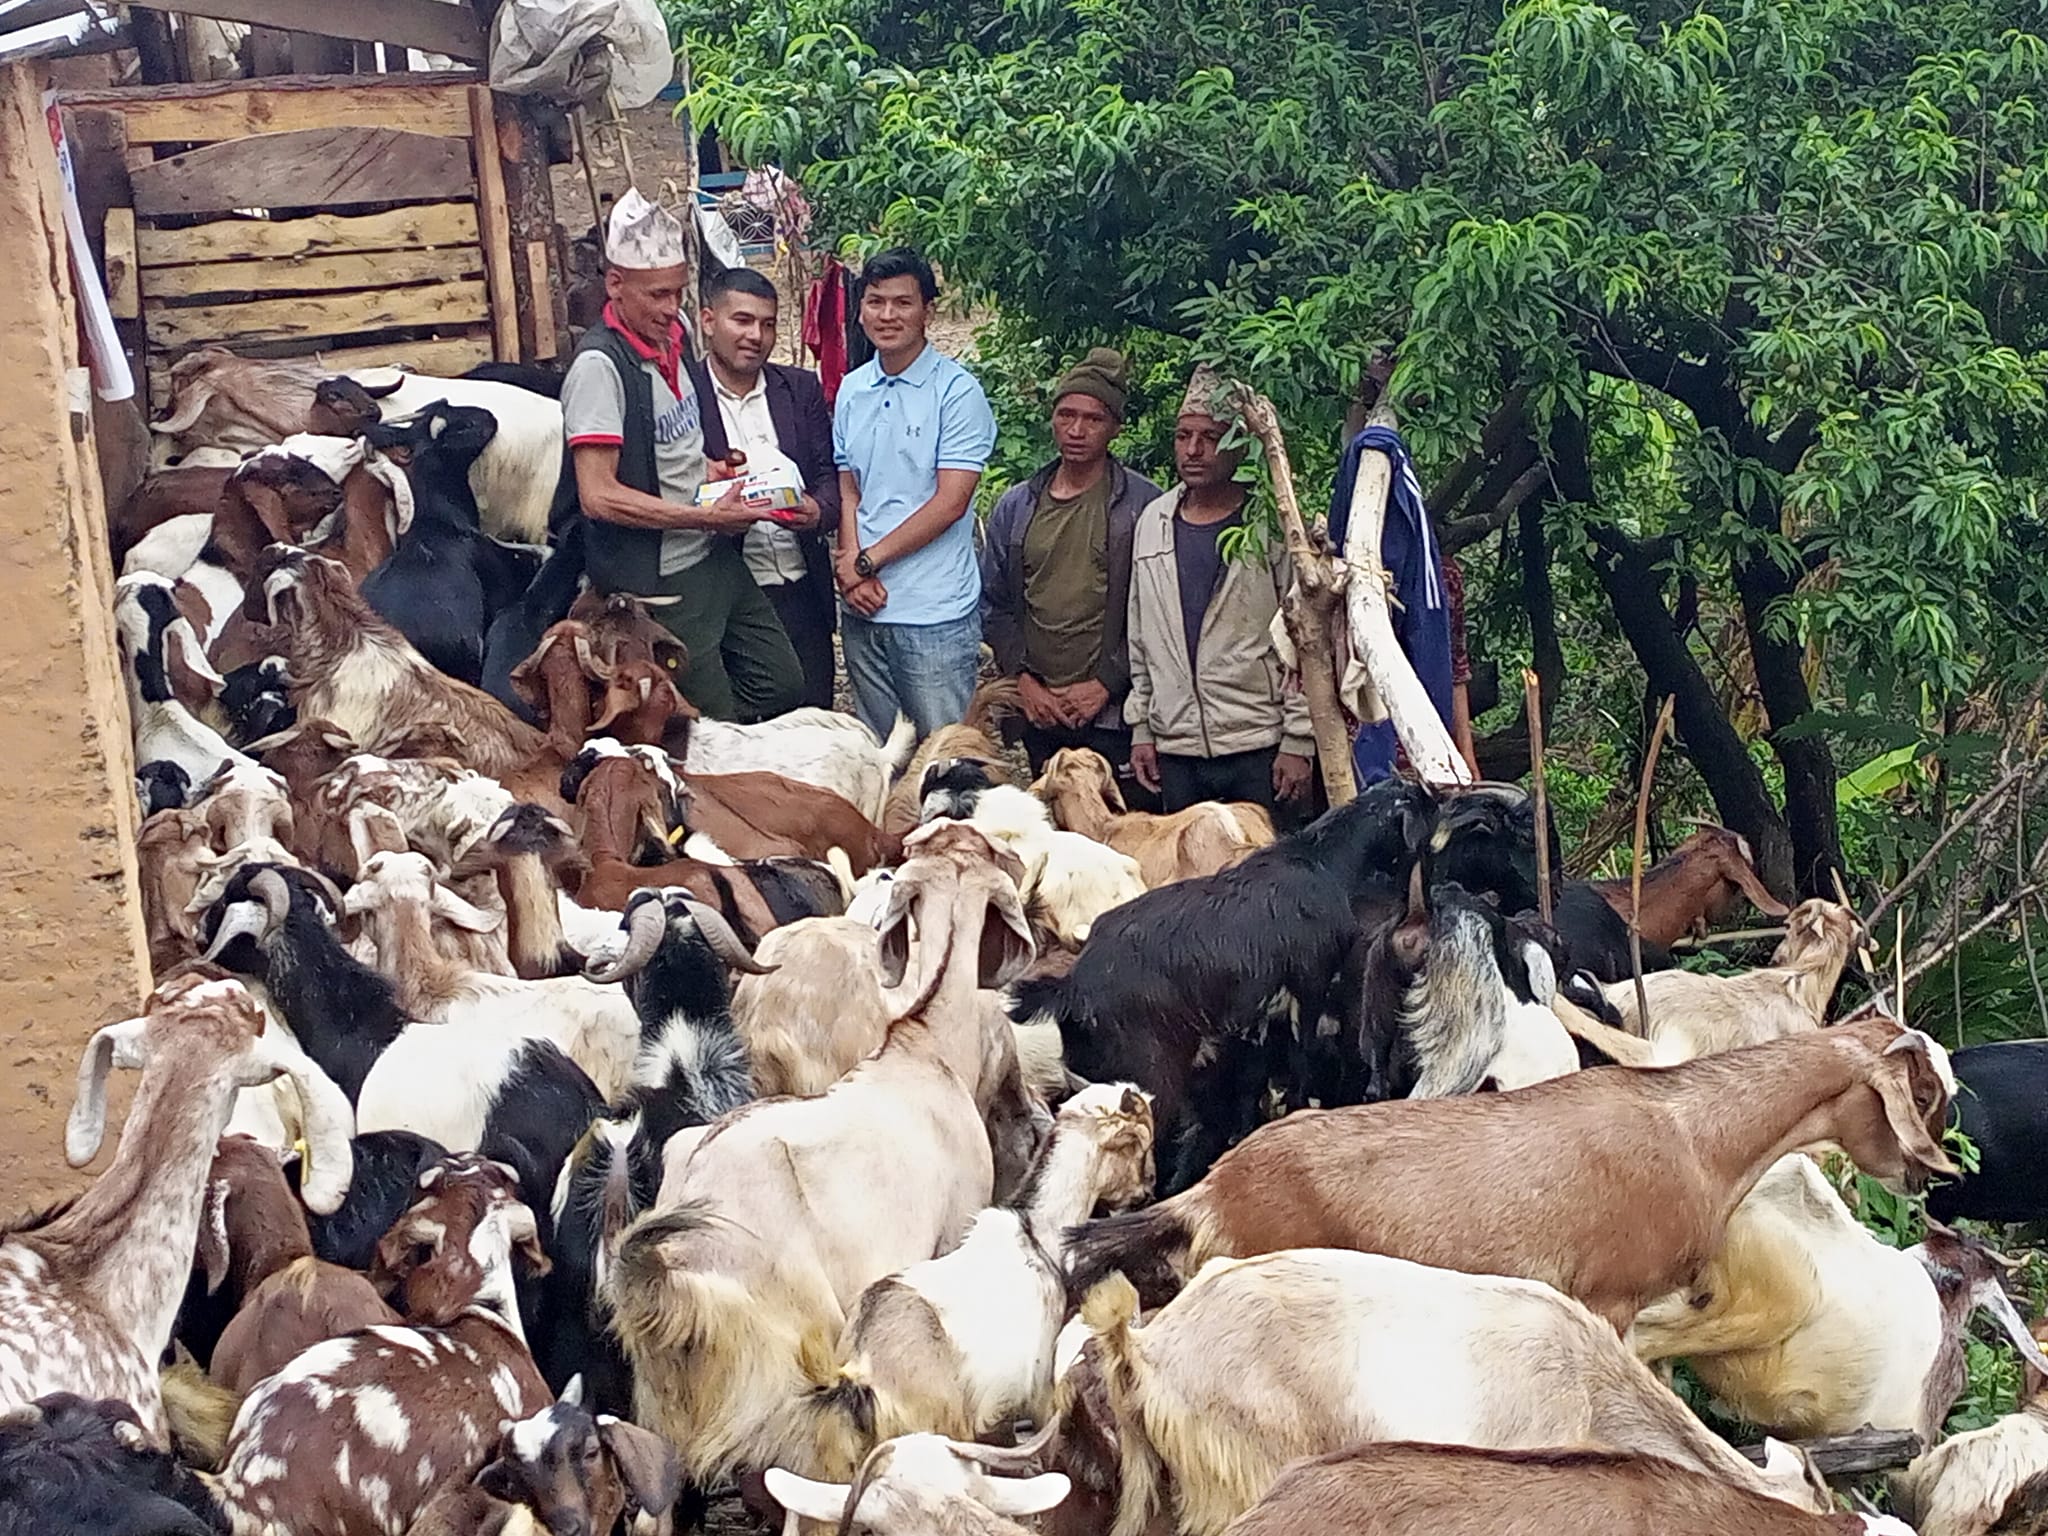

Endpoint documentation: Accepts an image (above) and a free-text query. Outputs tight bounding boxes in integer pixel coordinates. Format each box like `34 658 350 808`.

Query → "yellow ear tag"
291 1137 311 1186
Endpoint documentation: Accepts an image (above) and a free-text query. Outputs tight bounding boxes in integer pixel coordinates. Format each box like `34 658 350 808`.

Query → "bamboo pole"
1629 696 1677 1033
1524 668 1552 924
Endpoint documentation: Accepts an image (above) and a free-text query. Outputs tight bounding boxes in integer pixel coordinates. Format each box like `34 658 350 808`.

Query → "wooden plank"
138 203 478 266
131 127 474 217
525 240 557 358
147 331 493 404
130 0 485 64
468 86 520 363
60 74 475 143
103 209 140 319
494 92 566 361
143 246 483 299
144 279 490 348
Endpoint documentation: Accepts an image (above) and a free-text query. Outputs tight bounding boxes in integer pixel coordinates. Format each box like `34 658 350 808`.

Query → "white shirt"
712 370 811 587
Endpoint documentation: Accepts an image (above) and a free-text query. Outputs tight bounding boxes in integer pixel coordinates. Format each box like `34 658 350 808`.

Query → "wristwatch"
853 549 878 579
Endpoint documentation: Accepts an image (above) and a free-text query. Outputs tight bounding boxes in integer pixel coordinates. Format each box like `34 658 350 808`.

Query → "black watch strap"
854 549 876 578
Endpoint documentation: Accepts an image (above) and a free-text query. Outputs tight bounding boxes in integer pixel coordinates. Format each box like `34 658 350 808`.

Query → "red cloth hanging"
803 255 851 406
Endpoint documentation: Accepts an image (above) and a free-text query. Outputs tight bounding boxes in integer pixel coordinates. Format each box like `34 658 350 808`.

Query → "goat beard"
1400 911 1510 1099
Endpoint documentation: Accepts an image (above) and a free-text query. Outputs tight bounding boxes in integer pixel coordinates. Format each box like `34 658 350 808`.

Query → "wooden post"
467 85 519 362
1230 385 1358 808
490 92 565 360
1629 695 1677 1031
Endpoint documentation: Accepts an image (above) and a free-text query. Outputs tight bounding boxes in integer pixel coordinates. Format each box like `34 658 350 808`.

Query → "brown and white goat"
407 1378 682 1536
1220 1443 1907 1536
1893 1321 2048 1536
609 823 1038 1489
259 549 564 801
1586 824 1791 946
1601 898 1868 1059
0 975 353 1443
208 1157 553 1536
822 1085 1156 1463
1079 1251 1830 1536
1033 747 1274 886
1068 1016 1959 1331
150 348 332 461
511 596 690 755
453 803 603 980
1628 1153 2048 1441
196 1135 398 1398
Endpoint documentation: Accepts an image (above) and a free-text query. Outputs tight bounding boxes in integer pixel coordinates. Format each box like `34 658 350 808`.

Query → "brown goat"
1588 825 1790 947
196 1137 397 1398
1068 1017 1959 1331
511 595 691 753
150 348 330 458
113 467 232 566
410 1382 682 1536
566 752 815 940
682 769 887 873
454 804 593 979
1033 746 1273 886
261 549 563 789
209 1157 552 1536
1219 1443 1875 1536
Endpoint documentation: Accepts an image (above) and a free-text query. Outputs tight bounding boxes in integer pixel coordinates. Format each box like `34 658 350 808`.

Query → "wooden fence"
59 71 565 413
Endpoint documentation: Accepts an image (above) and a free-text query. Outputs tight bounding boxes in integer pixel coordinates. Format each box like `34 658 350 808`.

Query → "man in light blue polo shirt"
832 247 999 737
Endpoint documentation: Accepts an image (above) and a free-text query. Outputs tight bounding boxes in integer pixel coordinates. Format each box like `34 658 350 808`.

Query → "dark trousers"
1158 746 1277 813
650 541 805 723
762 575 836 710
1020 720 1161 813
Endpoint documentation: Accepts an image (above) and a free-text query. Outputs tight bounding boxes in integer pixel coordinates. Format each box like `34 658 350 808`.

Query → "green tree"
674 0 2048 898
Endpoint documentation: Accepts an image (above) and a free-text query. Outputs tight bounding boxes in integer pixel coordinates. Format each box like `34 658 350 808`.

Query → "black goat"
1012 778 1439 1192
461 360 565 398
481 519 587 724
538 890 766 1412
0 1394 225 1536
1427 782 1556 919
197 863 603 1240
1929 1041 2048 1225
1348 880 1574 1102
360 403 541 686
137 761 191 816
217 658 295 747
1552 880 1675 983
305 1129 452 1272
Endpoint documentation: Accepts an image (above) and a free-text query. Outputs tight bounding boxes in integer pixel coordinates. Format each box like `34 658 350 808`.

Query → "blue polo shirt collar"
874 343 942 389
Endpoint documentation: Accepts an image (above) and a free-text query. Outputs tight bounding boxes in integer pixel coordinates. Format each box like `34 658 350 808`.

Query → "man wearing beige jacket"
1125 365 1315 815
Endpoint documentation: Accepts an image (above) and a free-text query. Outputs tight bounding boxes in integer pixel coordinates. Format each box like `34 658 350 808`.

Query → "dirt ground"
550 101 984 361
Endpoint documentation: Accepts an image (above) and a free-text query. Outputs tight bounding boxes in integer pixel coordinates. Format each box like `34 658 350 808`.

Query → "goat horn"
584 898 666 984
948 1416 1060 1472
249 868 295 930
572 631 612 682
203 900 270 962
683 897 775 974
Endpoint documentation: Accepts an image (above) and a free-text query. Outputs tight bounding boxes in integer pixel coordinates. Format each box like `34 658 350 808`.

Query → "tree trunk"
1231 389 1358 806
1732 549 1843 896
1589 530 1796 895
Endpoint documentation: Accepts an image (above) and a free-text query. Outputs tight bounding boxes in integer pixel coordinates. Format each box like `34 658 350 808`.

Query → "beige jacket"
1124 486 1315 761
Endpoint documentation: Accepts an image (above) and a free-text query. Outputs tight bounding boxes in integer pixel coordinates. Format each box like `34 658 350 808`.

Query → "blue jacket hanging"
1326 425 1455 784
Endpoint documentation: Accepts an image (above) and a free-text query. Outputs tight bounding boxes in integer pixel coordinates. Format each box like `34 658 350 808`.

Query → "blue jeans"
840 610 981 738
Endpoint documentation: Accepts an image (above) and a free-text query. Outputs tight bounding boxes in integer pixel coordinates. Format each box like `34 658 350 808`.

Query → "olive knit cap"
1053 347 1131 421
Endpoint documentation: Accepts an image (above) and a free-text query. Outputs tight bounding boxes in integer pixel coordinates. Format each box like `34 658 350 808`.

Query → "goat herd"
5 347 2048 1536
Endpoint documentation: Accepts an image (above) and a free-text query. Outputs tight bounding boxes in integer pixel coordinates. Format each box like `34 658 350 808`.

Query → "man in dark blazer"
689 266 841 708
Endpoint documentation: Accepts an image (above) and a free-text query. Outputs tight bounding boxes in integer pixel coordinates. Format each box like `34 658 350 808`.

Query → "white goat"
823 1085 1155 1457
608 825 1036 1489
1630 1154 2048 1442
671 710 917 825
1080 1250 1830 1536
769 1434 1072 1536
1602 899 1866 1062
342 851 642 1100
934 785 1147 946
121 513 215 580
347 367 565 544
